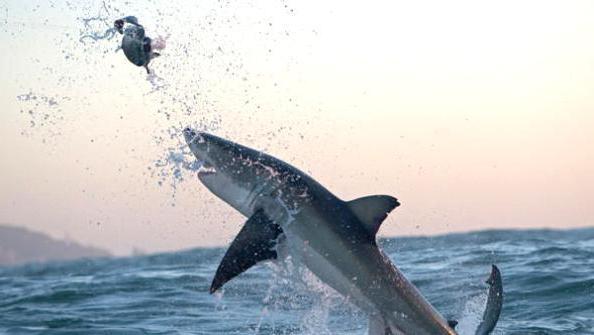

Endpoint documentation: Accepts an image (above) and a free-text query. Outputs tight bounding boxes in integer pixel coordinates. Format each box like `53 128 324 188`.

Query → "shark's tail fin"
475 264 503 335
368 265 502 335
447 265 503 335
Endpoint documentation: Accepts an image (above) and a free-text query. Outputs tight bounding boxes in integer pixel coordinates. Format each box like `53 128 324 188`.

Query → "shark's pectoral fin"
475 265 503 335
368 314 393 335
347 195 400 236
210 209 283 293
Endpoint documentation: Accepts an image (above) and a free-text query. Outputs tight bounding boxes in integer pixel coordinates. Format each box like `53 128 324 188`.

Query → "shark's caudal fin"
347 195 400 236
475 265 503 335
210 209 283 293
367 265 502 335
448 265 503 335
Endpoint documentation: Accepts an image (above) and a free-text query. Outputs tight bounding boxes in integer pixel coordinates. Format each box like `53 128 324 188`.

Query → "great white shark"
184 128 503 335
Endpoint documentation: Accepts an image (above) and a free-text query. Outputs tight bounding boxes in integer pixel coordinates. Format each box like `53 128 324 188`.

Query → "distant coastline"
0 224 110 266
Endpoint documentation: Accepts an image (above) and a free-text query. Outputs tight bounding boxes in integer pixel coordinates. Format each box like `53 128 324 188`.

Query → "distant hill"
0 225 110 266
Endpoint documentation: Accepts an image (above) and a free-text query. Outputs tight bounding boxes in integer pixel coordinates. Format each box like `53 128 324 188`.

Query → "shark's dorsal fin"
210 209 283 293
347 195 400 236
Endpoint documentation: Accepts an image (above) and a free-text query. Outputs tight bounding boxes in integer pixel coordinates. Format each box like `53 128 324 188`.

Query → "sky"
0 0 593 255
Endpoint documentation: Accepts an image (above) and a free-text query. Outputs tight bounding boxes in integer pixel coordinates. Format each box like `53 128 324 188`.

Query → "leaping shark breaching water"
183 128 503 335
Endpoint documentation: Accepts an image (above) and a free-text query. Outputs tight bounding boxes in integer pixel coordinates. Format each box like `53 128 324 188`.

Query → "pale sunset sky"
0 0 592 255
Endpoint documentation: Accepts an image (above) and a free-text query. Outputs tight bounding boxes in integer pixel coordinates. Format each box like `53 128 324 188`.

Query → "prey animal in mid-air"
114 16 165 74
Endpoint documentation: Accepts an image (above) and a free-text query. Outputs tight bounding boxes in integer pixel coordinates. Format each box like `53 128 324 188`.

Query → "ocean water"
1 228 593 335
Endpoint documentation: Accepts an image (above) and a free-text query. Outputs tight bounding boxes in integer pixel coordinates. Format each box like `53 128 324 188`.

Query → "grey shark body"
184 129 502 335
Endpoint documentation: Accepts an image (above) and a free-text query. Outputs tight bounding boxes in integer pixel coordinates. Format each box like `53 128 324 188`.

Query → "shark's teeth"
197 163 216 175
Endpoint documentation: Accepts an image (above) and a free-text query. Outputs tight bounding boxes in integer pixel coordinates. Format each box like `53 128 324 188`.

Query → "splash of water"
78 1 119 43
152 145 201 202
256 255 353 335
78 23 117 43
17 92 60 105
146 69 168 92
143 34 170 90
16 92 70 138
456 292 488 335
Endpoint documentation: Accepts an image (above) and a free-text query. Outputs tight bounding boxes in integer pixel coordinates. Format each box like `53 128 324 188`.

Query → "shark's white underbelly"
281 228 419 335
283 226 377 315
279 213 452 335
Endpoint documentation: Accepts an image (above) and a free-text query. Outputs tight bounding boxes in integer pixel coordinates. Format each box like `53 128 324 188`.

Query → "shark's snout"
183 127 208 146
183 128 213 176
183 127 211 167
183 127 197 144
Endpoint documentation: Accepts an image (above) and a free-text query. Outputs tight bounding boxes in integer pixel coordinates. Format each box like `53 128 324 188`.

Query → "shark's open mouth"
183 128 214 176
184 156 216 176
